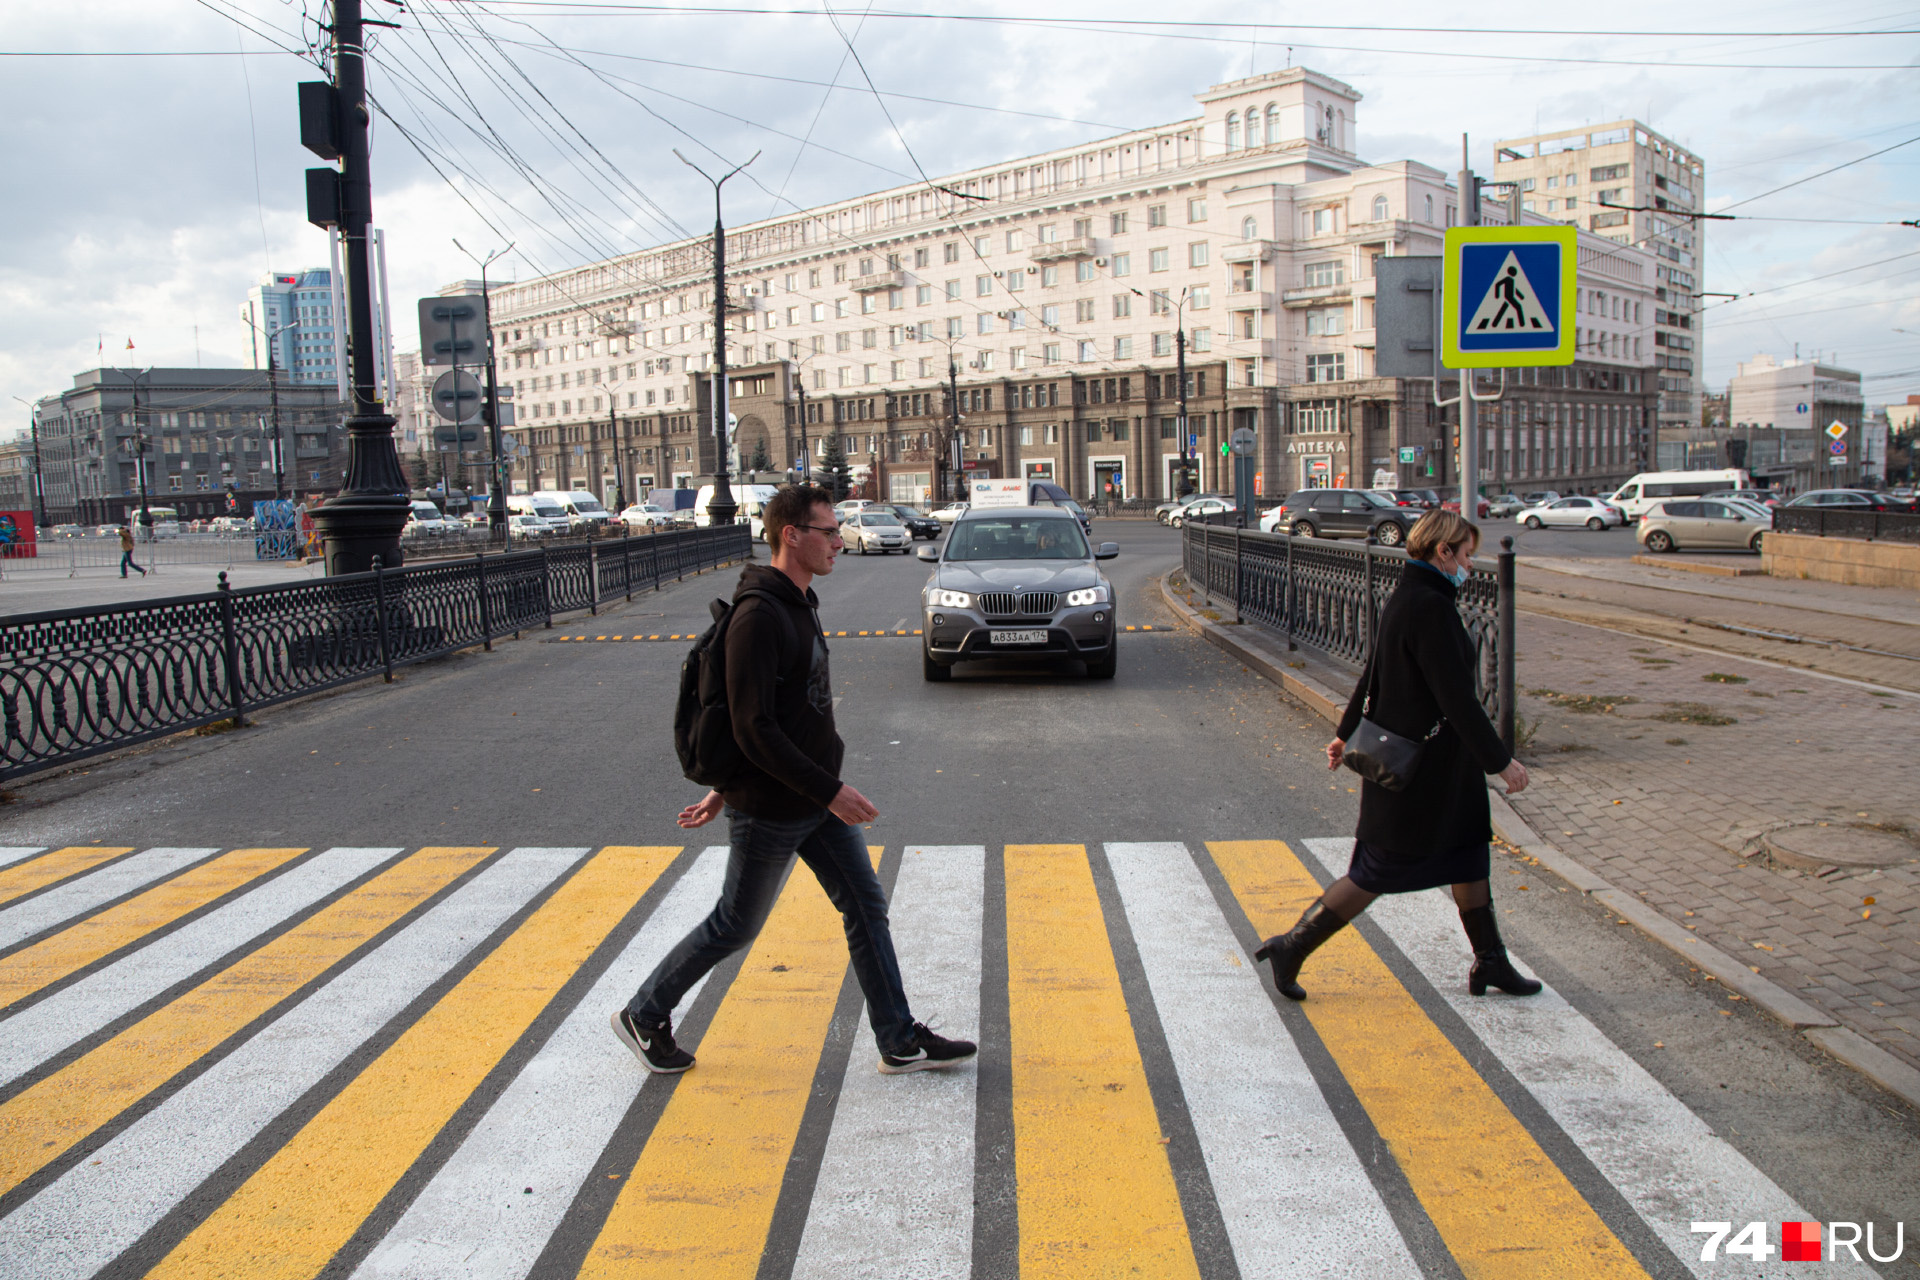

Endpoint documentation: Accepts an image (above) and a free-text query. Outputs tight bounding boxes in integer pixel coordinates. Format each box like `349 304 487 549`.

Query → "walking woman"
1256 509 1538 1000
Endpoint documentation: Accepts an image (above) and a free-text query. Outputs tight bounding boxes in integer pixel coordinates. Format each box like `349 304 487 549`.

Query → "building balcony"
1279 283 1353 308
509 336 544 355
849 270 907 294
1029 237 1100 264
1223 240 1276 264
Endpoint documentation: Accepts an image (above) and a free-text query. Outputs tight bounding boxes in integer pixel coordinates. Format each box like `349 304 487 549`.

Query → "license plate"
990 629 1048 645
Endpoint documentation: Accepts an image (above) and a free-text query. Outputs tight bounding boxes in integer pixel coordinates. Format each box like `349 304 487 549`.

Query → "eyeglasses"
794 523 842 537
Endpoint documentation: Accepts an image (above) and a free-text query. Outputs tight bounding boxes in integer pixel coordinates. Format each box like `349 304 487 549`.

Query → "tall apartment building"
1493 122 1704 457
485 67 1658 508
243 269 348 387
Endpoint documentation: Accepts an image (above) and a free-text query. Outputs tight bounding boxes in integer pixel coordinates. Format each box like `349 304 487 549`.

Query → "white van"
1606 469 1750 522
694 483 781 539
533 489 614 532
508 493 570 533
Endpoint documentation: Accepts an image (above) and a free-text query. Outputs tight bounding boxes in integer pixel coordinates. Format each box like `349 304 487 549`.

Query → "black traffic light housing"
298 82 342 160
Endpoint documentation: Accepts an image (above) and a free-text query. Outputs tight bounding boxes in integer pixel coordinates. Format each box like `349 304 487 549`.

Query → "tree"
748 436 772 475
819 433 851 500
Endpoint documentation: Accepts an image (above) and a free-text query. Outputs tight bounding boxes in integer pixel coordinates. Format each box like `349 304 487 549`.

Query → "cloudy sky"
4 1 1917 432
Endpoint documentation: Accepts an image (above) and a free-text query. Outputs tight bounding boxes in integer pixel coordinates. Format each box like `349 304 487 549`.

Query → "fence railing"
0 524 751 783
1773 507 1920 545
1181 523 1517 746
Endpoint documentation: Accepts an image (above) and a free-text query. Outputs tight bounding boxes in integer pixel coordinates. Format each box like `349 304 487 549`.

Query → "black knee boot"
1253 902 1347 1001
1459 904 1542 996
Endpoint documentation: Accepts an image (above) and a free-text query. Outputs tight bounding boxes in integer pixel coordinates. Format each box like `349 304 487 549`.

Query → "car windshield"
1360 491 1400 508
860 512 900 525
946 516 1089 561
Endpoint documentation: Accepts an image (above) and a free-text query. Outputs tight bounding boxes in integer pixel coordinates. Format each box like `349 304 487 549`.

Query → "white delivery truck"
508 493 571 533
532 489 615 532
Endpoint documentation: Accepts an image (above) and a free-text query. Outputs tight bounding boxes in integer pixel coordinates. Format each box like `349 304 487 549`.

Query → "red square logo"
1782 1221 1822 1262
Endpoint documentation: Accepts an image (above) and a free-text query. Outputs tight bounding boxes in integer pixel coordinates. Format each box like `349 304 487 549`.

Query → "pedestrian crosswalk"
0 839 1867 1279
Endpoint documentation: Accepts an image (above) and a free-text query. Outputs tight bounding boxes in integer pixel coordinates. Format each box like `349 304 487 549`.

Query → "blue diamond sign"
1441 225 1578 368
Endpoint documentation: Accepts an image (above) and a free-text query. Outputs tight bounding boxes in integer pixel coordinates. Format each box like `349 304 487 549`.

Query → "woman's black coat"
1336 560 1512 855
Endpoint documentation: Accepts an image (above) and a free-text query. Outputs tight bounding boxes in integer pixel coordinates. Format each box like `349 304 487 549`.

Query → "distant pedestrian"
613 483 977 1076
118 524 147 578
1256 509 1539 1001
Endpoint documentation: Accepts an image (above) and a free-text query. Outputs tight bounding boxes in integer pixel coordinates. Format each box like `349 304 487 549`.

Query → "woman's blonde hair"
1407 509 1480 561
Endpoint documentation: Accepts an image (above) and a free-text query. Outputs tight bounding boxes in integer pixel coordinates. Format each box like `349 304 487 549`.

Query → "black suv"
1272 488 1416 546
870 503 942 539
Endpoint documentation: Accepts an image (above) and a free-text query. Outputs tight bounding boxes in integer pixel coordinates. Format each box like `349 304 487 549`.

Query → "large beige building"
1493 122 1704 458
486 67 1659 507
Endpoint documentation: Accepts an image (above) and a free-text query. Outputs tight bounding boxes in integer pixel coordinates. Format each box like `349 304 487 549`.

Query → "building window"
1372 195 1389 221
1148 204 1167 227
1077 340 1095 362
1190 285 1210 309
1152 332 1172 357
1113 293 1132 319
1304 261 1344 288
944 242 960 263
977 275 993 297
1076 260 1097 283
1189 242 1210 268
1042 304 1060 327
1043 343 1061 364
1006 270 1025 291
1150 248 1170 272
1188 198 1207 222
1424 195 1434 223
1190 328 1212 352
1114 337 1133 359
1306 353 1345 382
978 314 993 334
1225 112 1240 151
1111 253 1131 276
1110 212 1129 234
1041 265 1059 287
1010 347 1026 370
1305 308 1346 336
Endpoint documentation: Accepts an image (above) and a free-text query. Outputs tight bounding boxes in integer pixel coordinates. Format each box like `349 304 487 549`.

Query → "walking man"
612 483 976 1076
118 523 147 577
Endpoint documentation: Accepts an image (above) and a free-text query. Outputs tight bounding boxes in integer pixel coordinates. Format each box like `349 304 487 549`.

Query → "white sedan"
619 502 677 530
841 510 911 553
932 502 970 524
1515 495 1626 531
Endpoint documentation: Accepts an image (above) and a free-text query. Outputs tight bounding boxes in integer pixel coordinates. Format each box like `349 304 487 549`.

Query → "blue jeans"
626 807 917 1056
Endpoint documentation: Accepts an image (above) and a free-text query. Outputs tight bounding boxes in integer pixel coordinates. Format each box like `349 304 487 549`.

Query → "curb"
1156 570 1920 1111
1626 554 1765 577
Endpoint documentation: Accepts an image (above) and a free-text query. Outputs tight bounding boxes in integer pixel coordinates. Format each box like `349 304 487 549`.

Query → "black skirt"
1346 838 1490 894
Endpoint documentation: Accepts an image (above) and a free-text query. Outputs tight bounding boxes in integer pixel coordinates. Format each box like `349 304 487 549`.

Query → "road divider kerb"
546 626 1167 643
1155 571 1920 1112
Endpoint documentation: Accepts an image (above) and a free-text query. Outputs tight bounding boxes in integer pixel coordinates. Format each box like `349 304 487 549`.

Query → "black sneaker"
878 1022 977 1074
611 1009 694 1074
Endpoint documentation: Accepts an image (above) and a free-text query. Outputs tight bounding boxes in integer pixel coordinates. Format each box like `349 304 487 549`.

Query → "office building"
483 67 1658 508
1726 353 1865 492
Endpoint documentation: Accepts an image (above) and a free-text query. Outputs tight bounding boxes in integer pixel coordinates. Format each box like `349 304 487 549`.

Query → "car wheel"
1170 516 1183 528
1085 648 1117 679
922 648 951 682
1749 532 1765 552
1524 515 1544 530
1374 521 1405 548
1645 529 1674 553
1586 517 1605 531
1290 520 1316 538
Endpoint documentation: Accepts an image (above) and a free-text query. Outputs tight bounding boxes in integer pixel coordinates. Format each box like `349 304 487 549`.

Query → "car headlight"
1065 586 1110 607
929 589 972 609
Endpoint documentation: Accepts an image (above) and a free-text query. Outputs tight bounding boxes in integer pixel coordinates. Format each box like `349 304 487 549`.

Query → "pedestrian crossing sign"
1441 225 1578 368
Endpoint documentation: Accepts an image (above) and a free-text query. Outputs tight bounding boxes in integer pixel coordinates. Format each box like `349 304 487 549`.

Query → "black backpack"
673 588 795 787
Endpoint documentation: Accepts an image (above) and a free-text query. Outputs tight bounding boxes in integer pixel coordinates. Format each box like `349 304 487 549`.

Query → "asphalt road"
1 521 1914 1278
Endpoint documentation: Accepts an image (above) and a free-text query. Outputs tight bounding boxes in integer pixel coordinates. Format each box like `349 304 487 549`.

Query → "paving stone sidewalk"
1509 611 1920 1073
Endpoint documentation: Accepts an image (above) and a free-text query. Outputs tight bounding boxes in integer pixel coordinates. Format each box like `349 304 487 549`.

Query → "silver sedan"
1515 495 1626 531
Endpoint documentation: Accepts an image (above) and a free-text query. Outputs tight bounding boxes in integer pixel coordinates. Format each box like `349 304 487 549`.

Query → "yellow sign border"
1441 224 1578 368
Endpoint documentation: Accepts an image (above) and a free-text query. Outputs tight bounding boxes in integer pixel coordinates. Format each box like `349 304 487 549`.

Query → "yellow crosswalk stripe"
0 847 309 1011
1005 844 1201 1280
147 846 679 1280
580 846 882 1280
0 846 136 908
0 846 494 1198
1206 840 1650 1280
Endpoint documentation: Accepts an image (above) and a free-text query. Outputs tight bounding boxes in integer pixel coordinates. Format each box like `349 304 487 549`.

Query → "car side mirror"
915 545 940 562
1095 542 1120 560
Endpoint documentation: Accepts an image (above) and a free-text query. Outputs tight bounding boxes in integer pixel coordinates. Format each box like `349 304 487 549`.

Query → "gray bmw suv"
917 507 1120 680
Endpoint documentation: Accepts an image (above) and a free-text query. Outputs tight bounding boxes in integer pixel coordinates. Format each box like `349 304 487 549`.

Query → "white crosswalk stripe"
1298 838 1877 1280
0 847 217 952
0 848 49 872
352 846 729 1280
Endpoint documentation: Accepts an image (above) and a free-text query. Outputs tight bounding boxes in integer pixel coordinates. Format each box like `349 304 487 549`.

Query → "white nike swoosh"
891 1048 927 1062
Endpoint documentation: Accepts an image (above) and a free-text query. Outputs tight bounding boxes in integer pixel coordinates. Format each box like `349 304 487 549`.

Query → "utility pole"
305 0 410 572
267 346 285 500
675 149 757 528
1175 325 1192 499
1458 132 1481 515
794 374 811 484
947 350 963 502
129 370 152 536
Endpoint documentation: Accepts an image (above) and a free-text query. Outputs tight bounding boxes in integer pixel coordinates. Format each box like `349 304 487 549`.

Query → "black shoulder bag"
1340 650 1442 792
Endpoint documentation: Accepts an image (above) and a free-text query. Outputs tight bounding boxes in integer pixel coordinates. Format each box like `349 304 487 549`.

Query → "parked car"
1514 495 1626 531
404 501 456 536
918 507 1119 681
1637 498 1771 553
1520 491 1562 507
1169 497 1235 527
869 503 941 539
841 509 911 554
932 502 971 524
1390 488 1442 509
834 499 875 520
208 516 250 536
619 502 677 531
1156 493 1228 525
1783 488 1912 513
1486 493 1525 518
1266 488 1415 546
1723 488 1782 509
1442 495 1491 519
507 513 551 540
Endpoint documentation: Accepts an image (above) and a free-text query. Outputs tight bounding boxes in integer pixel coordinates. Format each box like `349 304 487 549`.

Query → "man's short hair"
763 483 835 548
1407 509 1480 561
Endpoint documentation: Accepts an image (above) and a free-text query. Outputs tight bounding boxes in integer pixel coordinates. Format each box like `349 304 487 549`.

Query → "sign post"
1442 223 1577 515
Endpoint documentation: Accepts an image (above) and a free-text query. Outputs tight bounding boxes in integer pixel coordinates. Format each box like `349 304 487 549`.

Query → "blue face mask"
1444 565 1469 587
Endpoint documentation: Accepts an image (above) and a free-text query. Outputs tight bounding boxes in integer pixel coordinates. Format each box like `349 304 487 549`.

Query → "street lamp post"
1139 287 1194 498
124 369 154 536
10 396 48 529
675 149 757 528
454 240 514 538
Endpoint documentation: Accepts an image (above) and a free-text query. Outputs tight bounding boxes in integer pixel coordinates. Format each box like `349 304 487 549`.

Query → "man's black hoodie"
721 562 844 818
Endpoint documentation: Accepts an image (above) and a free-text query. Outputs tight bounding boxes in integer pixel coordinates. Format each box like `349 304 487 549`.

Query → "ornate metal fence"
1773 506 1920 545
0 524 750 782
1181 523 1517 738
